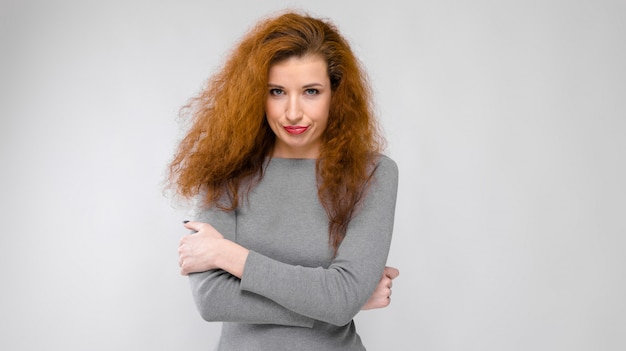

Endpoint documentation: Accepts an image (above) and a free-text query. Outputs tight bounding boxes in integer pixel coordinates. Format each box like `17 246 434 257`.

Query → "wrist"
217 239 249 279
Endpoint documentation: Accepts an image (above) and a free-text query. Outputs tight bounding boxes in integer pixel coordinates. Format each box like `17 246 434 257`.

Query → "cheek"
319 116 329 132
265 101 278 121
317 99 331 127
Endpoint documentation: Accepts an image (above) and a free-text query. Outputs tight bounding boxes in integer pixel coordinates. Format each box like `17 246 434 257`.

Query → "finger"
381 296 391 307
178 235 193 249
183 221 202 232
384 266 400 280
380 275 392 289
180 258 192 275
384 266 399 278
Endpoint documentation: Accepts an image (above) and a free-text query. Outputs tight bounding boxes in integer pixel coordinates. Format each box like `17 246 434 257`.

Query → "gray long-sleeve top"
189 155 398 350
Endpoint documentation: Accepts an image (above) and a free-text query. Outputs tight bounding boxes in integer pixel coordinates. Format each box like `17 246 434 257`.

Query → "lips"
284 126 309 135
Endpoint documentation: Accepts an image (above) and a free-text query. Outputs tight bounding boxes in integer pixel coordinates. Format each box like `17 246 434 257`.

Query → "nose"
285 96 303 122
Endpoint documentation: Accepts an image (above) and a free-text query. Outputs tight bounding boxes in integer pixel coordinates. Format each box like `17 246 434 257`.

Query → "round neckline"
270 157 317 161
265 157 317 168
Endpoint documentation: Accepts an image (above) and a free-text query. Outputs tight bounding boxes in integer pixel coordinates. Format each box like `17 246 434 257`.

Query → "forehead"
268 54 329 83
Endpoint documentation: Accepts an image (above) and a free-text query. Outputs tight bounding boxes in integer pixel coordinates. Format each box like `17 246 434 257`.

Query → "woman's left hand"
361 266 400 310
178 221 225 275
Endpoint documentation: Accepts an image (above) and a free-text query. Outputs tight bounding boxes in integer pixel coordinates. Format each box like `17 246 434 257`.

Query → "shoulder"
366 154 398 196
372 154 398 179
359 154 398 209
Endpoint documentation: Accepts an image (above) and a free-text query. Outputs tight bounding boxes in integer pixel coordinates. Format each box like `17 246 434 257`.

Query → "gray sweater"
189 155 398 350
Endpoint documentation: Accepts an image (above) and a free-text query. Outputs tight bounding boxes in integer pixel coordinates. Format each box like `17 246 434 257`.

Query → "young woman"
169 11 399 350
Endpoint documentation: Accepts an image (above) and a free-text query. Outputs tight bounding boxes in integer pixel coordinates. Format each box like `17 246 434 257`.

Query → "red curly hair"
168 11 385 254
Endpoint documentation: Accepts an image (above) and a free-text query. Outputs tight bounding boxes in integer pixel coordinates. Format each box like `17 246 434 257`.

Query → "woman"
169 11 399 350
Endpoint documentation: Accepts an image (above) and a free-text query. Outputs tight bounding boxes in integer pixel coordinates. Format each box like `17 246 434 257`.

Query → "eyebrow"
267 83 326 89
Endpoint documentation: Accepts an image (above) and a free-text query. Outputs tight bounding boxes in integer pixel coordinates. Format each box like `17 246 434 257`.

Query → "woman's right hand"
178 221 249 278
178 221 225 275
361 266 400 310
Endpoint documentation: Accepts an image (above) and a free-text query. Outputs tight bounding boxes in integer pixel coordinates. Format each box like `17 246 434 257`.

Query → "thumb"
384 266 400 280
183 220 202 233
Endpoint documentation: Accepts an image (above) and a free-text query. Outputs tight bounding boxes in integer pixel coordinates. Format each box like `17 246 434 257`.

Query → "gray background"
1 0 625 350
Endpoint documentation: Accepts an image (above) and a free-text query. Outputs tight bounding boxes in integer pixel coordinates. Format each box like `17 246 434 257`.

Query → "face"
265 54 331 159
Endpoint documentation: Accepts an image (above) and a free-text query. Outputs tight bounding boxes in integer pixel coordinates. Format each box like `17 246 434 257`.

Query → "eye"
304 88 319 95
269 88 284 96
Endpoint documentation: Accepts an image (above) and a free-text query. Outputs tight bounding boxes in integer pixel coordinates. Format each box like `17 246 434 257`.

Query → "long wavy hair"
168 11 385 255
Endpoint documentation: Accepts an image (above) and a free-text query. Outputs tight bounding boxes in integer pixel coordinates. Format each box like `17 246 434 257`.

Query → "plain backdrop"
1 0 625 350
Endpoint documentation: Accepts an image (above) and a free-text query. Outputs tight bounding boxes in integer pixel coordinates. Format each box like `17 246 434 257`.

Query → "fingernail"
183 220 190 224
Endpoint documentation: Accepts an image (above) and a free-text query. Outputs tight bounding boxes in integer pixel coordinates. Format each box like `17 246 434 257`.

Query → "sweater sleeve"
239 156 399 326
188 201 315 327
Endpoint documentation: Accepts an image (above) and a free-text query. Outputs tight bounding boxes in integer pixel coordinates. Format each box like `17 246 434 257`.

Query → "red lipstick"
284 126 309 135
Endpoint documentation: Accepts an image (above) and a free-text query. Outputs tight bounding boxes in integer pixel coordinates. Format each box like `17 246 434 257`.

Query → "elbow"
323 300 363 327
327 315 356 327
188 271 229 322
192 286 232 322
194 297 223 322
319 271 375 326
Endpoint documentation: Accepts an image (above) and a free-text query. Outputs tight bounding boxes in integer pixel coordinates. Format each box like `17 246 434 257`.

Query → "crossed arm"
178 222 400 312
177 156 400 326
